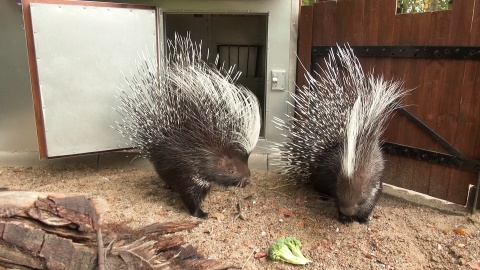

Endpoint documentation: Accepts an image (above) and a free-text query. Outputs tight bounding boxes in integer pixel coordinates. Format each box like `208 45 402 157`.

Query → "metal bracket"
382 140 480 213
312 46 480 60
381 142 480 173
394 104 466 158
380 106 480 172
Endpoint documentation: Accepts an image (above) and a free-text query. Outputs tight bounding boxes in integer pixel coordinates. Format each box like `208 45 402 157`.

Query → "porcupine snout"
243 175 252 184
336 163 383 223
239 175 251 187
337 204 368 224
338 205 356 217
214 152 252 187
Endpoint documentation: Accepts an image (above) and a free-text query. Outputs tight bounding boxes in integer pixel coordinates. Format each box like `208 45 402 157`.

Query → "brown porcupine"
273 45 408 223
114 34 261 218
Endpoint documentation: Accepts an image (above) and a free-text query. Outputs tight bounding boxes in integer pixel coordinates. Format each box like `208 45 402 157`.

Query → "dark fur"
274 46 405 224
310 143 383 223
150 144 251 218
116 36 260 219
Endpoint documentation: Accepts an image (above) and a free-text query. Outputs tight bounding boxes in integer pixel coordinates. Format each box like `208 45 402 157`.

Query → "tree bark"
0 191 232 270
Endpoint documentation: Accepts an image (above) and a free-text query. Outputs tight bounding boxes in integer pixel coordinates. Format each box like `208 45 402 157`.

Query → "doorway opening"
164 13 268 137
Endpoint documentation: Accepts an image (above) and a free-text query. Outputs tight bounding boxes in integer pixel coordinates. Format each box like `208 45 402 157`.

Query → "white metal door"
23 0 157 159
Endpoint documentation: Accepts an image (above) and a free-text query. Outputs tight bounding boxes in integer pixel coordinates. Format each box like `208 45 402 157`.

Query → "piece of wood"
442 0 475 205
297 5 314 90
361 0 380 70
0 191 230 269
0 192 101 269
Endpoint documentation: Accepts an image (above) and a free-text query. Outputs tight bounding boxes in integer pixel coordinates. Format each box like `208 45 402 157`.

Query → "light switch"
271 70 286 90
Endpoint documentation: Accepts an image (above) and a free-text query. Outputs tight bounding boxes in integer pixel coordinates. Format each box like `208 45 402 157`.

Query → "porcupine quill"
114 33 261 218
273 45 408 223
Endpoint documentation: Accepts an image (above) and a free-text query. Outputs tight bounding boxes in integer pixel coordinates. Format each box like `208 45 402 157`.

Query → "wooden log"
0 192 105 269
0 191 232 269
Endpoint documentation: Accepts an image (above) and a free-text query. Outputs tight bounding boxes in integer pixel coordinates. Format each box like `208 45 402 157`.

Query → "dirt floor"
1 164 480 269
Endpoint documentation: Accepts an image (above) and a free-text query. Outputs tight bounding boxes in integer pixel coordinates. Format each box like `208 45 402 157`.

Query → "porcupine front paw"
338 212 369 224
180 184 210 218
355 216 369 223
338 212 355 224
191 208 209 219
182 196 209 218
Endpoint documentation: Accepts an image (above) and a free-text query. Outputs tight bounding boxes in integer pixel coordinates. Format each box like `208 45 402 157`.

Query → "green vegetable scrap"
268 236 312 265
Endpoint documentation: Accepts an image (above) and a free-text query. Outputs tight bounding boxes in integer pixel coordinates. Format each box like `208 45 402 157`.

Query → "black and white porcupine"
274 45 407 223
115 34 261 218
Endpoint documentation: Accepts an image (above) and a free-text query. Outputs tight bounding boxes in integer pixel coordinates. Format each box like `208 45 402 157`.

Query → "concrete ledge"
99 152 269 171
0 151 98 167
1 151 270 172
383 183 469 216
97 152 153 170
249 153 268 172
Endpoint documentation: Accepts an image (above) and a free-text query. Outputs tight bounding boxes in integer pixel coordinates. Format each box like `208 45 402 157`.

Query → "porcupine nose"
339 206 356 217
240 176 251 187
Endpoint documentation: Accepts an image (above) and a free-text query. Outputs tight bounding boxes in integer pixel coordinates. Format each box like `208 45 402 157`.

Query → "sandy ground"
1 164 479 269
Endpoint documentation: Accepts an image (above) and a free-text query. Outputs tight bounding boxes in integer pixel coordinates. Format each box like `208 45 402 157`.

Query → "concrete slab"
383 183 469 216
249 153 268 172
0 151 98 167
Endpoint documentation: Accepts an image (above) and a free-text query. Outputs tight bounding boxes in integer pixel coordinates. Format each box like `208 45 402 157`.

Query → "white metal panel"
29 2 156 157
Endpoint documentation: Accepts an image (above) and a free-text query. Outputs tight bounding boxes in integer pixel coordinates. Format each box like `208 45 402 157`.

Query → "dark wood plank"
440 0 475 204
473 1 480 169
376 0 398 135
372 0 396 87
425 10 452 200
334 0 349 45
296 5 314 89
352 0 366 45
311 1 337 75
447 0 479 206
418 12 450 151
360 0 380 70
401 12 432 195
388 13 413 143
313 1 337 46
376 0 399 188
362 0 380 45
383 12 412 150
384 13 414 189
335 0 365 45
404 13 432 146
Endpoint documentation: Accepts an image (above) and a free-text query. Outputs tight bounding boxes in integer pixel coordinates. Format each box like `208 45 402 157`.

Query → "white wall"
0 1 38 153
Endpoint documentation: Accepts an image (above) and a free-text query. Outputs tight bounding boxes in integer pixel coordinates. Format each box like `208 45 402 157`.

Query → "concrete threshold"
382 183 470 216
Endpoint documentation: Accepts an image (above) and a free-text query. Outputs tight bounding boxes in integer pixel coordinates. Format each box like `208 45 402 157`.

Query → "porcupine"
273 45 407 223
115 34 261 218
